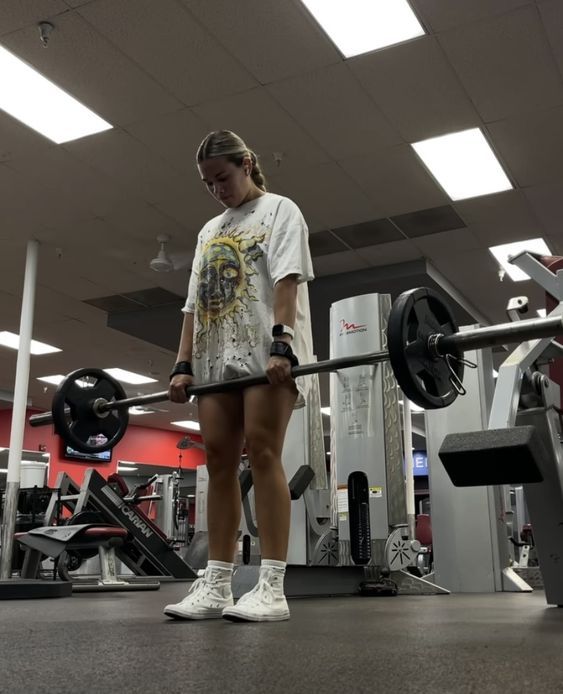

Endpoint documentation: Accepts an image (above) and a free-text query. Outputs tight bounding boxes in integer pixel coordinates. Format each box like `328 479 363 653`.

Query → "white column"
0 239 40 579
402 397 416 540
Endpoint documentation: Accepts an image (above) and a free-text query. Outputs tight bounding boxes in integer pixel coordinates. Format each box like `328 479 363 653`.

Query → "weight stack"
329 293 404 567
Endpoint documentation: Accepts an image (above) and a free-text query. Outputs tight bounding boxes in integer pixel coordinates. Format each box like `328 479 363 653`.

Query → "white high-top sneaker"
222 565 290 622
164 564 234 620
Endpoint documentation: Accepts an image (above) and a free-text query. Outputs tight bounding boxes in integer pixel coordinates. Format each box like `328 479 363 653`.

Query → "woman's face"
199 156 251 209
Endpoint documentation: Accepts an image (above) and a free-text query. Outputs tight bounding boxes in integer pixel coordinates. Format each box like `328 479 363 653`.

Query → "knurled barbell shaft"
27 312 563 428
98 349 392 412
438 314 563 355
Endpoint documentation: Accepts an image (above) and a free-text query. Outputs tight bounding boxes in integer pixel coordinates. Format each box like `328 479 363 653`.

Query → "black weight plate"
52 368 129 454
387 287 463 410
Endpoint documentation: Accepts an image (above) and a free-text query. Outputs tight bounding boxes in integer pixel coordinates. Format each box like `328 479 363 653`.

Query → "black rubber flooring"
1 582 562 694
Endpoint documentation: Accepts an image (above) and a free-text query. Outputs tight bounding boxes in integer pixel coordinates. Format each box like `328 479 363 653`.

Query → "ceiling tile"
309 230 350 257
0 163 41 223
123 287 184 308
83 294 145 314
78 0 257 105
0 111 55 163
125 108 208 175
338 145 449 218
7 146 130 222
349 36 479 141
439 6 563 121
430 248 545 322
538 0 563 78
267 62 402 159
355 240 422 267
1 11 182 127
101 200 190 245
411 0 533 33
454 190 546 246
523 182 563 237
153 187 222 233
312 250 370 278
391 205 466 238
487 106 563 187
333 219 403 249
0 0 68 36
181 0 341 83
545 234 563 256
193 87 331 171
411 228 482 257
267 160 380 230
64 129 187 203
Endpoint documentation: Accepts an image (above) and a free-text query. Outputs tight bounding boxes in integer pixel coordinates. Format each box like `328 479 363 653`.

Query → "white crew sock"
260 559 286 596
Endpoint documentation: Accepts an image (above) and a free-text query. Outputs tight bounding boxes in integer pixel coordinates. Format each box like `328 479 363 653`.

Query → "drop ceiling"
0 0 562 435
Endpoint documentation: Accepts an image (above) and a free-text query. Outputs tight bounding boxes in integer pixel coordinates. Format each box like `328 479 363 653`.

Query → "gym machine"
5 281 563 598
432 252 563 606
328 292 447 596
16 468 196 591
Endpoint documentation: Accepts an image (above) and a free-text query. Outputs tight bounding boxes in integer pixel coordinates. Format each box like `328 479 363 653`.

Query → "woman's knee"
245 435 279 472
204 441 240 478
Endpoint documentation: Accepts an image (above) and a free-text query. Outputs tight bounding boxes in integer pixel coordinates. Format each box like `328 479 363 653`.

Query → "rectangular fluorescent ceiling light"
37 375 94 388
104 368 157 385
0 331 61 355
489 238 551 281
411 128 512 200
0 44 112 144
299 0 425 58
171 420 201 432
37 375 65 386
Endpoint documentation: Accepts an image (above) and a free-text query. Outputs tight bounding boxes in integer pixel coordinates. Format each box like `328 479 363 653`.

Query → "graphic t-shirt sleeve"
183 233 203 314
267 198 315 285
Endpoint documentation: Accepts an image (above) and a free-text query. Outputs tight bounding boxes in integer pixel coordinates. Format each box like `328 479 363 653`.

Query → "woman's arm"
273 275 298 344
169 311 195 403
176 311 195 362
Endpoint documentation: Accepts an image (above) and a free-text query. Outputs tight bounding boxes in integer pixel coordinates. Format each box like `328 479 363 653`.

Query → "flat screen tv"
64 443 112 463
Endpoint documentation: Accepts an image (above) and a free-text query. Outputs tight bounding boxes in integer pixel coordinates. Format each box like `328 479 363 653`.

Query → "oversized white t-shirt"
183 192 315 406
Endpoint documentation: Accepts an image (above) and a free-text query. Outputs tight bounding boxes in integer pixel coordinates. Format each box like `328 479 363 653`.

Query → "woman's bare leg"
242 383 297 560
198 391 245 562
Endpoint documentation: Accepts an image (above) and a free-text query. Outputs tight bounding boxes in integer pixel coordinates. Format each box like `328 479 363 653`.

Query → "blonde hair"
196 130 267 191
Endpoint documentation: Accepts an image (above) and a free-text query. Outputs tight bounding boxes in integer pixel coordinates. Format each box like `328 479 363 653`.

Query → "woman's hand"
168 374 194 403
266 355 293 385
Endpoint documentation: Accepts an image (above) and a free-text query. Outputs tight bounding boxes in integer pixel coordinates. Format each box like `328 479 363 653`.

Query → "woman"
164 131 314 622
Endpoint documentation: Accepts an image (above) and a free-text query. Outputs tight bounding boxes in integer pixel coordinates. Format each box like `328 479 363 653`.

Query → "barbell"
29 287 563 454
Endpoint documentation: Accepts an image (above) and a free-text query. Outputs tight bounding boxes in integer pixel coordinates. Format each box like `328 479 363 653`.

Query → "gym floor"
2 584 562 694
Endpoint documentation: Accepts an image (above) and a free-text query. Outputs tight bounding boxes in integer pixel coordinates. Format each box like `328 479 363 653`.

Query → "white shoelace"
237 578 276 606
181 576 229 605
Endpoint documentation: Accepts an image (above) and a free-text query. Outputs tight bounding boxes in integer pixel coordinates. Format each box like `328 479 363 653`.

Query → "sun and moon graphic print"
193 218 266 370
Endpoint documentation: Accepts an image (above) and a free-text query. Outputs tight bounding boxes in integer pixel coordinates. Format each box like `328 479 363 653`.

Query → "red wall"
0 409 206 487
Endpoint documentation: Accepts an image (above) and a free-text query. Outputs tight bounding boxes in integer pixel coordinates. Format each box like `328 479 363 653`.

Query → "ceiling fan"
149 234 192 273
